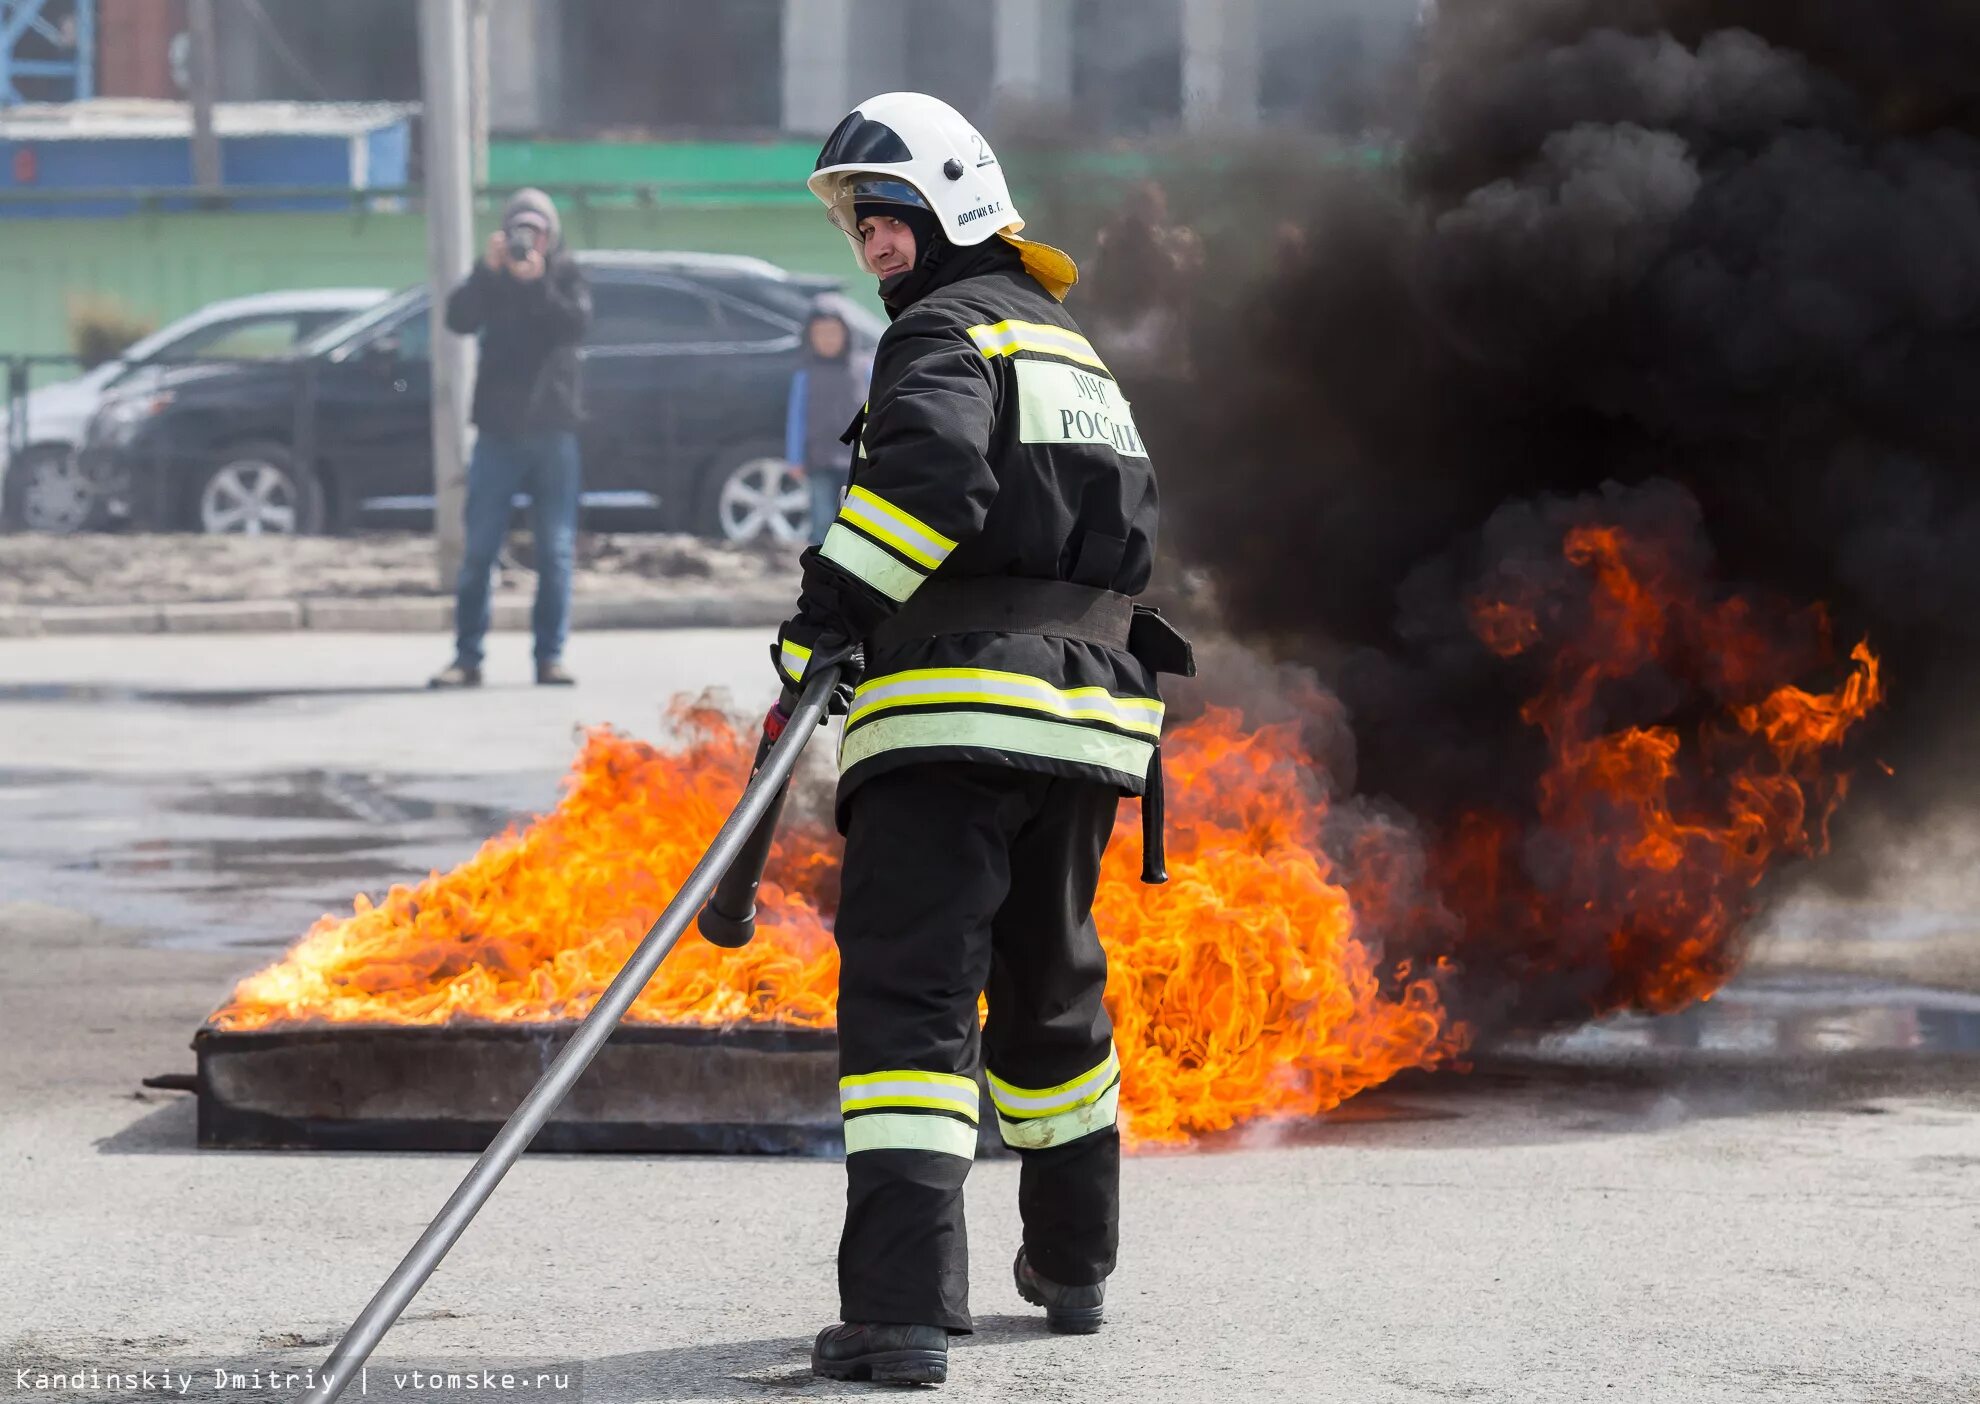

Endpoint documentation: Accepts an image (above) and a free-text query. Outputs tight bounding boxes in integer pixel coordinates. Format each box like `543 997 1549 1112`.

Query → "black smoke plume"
1145 0 1980 1027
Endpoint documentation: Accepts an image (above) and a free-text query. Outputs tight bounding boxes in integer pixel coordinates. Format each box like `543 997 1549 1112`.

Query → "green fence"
0 133 1391 362
490 140 820 201
0 193 858 360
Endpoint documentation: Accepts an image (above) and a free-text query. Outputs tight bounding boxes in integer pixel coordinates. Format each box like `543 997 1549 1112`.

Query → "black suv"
80 252 881 542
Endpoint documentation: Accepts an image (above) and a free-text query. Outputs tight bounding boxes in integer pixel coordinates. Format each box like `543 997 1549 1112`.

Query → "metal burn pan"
180 1020 849 1155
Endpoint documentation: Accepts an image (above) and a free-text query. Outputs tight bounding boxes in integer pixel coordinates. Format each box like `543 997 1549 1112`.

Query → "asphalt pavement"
2 630 1976 1404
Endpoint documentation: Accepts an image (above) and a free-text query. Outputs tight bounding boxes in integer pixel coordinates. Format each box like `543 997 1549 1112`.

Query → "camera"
505 226 539 262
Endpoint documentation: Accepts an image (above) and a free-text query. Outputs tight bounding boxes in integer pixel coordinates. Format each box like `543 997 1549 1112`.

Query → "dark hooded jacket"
444 189 592 437
796 305 867 476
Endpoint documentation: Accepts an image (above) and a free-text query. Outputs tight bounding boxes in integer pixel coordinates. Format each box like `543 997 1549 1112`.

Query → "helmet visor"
823 175 932 238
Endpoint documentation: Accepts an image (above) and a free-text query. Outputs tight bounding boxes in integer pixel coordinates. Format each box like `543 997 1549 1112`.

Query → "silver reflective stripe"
998 1085 1120 1150
850 669 1164 737
841 486 956 569
988 1047 1121 1118
844 1113 979 1160
966 319 1107 370
839 494 949 570
839 1074 980 1122
839 710 1154 780
819 523 925 602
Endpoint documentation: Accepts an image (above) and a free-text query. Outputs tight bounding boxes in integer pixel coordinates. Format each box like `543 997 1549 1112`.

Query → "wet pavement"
0 630 770 954
1515 972 1980 1058
0 763 536 952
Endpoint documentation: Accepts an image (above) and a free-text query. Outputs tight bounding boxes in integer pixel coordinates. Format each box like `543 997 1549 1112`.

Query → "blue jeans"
453 429 580 669
808 466 848 546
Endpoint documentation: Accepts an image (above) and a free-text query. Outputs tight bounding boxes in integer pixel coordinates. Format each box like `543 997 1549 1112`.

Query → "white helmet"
807 91 1077 299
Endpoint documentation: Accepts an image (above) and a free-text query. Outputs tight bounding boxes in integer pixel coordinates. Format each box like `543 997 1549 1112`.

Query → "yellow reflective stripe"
845 485 956 554
966 319 1107 371
840 1069 979 1095
843 1093 978 1118
998 1084 1120 1150
778 638 812 681
850 668 1164 737
839 1070 980 1123
838 488 954 571
842 1093 979 1119
840 710 1154 781
819 523 926 602
987 1047 1120 1118
844 1112 979 1160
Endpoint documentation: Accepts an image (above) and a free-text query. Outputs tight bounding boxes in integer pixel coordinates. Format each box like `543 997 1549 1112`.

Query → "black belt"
867 577 1132 651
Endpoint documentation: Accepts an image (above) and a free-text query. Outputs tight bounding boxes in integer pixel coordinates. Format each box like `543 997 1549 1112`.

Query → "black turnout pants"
834 762 1123 1333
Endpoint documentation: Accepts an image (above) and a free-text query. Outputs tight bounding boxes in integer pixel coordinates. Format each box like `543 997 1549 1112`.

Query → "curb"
36 604 165 635
2 591 792 638
0 606 43 638
300 597 450 632
164 600 304 633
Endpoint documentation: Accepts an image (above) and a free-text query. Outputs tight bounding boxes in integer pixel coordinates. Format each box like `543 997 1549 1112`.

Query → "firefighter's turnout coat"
775 242 1163 806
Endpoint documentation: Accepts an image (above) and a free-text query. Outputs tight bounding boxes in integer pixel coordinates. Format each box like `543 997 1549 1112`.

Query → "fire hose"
298 664 841 1404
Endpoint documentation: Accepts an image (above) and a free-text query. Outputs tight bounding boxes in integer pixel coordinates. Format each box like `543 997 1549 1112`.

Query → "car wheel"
699 446 811 546
192 443 324 536
5 445 101 534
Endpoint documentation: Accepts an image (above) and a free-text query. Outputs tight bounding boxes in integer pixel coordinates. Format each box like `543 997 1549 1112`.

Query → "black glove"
770 618 863 719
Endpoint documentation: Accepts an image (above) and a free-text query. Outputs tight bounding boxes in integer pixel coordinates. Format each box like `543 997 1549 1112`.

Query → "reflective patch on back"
1015 360 1148 459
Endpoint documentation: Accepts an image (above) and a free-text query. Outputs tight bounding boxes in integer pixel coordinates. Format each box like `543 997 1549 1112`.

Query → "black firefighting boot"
810 1323 948 1385
1013 1248 1106 1334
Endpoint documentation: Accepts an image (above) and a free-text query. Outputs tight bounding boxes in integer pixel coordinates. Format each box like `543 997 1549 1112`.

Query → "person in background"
787 301 870 544
428 187 591 689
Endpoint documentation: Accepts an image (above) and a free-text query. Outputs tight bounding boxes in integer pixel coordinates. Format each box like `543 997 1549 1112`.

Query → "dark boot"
810 1323 948 1385
1014 1248 1105 1334
535 660 576 687
428 662 482 690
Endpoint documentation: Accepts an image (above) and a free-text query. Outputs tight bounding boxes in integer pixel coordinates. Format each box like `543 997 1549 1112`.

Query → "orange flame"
1449 523 1884 1018
214 515 1883 1142
212 706 1464 1145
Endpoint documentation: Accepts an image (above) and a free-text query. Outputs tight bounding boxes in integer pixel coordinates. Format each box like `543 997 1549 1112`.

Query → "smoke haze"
1143 0 1979 1029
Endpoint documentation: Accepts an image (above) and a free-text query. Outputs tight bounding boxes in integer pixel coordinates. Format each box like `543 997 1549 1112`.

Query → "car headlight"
91 392 174 446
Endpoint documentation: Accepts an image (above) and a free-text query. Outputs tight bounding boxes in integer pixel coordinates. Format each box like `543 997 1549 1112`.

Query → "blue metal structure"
0 0 94 105
0 107 417 216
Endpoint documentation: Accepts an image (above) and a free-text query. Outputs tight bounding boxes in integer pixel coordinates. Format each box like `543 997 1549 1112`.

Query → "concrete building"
82 0 1420 140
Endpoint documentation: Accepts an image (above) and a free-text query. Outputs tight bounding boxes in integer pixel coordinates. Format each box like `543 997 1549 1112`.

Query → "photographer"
428 188 592 690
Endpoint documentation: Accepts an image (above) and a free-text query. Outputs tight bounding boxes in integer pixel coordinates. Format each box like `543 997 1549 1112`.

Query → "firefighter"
773 93 1192 1386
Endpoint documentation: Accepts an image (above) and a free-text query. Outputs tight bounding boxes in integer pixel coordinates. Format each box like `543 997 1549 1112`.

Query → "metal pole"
187 0 222 189
468 0 490 189
419 0 476 594
75 0 95 100
6 356 27 460
299 667 842 1404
